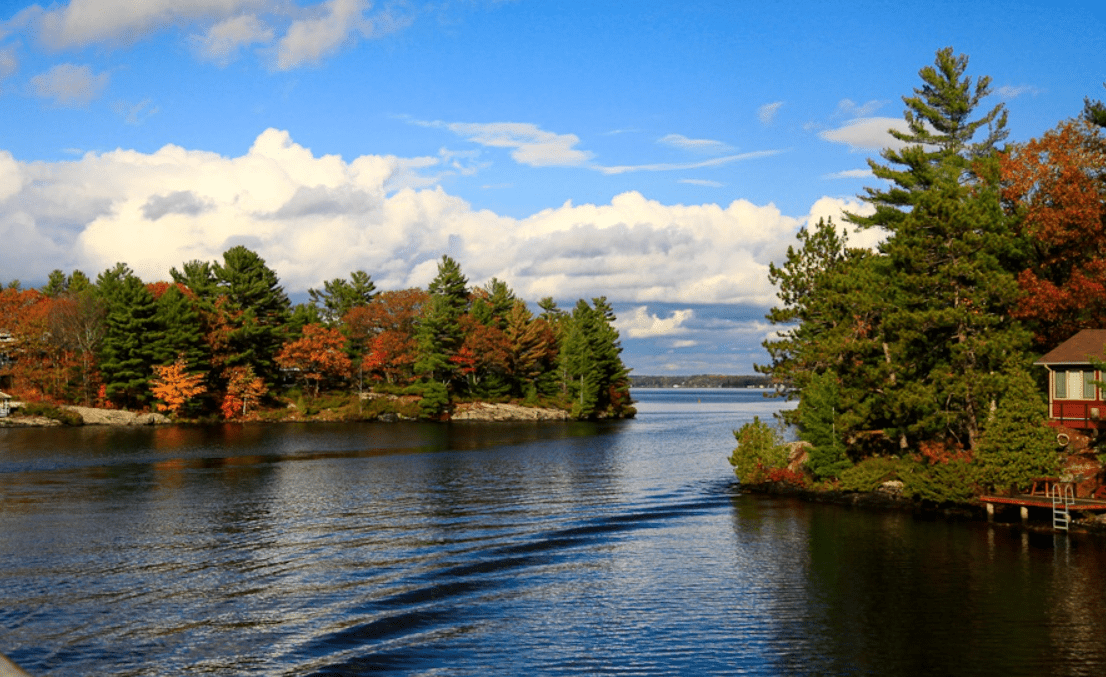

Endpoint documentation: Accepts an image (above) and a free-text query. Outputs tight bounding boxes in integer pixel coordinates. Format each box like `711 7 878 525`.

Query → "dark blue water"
2 389 1106 676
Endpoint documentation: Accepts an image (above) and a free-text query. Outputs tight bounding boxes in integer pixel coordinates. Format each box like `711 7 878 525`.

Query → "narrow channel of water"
2 389 1105 676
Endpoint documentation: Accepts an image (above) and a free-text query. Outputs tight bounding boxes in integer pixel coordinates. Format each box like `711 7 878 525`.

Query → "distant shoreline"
629 374 771 389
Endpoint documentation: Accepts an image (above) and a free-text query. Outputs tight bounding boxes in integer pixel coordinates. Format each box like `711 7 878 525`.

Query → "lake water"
2 388 1106 676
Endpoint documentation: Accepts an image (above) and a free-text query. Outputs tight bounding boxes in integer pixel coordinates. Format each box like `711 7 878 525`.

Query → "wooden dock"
979 494 1106 511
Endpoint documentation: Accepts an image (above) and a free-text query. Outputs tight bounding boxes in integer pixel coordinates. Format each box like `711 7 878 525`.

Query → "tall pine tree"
211 246 291 386
848 47 1025 453
97 264 159 407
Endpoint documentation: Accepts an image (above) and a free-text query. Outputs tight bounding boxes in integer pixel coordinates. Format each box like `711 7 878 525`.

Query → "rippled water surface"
3 389 1106 676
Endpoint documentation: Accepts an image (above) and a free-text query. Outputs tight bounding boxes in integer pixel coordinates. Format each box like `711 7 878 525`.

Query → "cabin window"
1054 369 1098 400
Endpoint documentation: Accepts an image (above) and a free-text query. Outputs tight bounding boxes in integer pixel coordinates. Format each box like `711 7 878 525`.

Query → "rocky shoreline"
0 402 572 427
451 402 570 421
0 406 171 427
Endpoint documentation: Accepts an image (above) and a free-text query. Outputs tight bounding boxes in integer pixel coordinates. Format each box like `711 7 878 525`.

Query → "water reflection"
734 495 1106 677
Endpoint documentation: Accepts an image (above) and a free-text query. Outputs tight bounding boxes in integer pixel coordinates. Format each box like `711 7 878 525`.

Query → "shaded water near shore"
2 389 1106 676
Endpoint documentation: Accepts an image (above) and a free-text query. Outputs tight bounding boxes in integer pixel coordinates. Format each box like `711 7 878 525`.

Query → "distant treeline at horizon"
629 374 771 388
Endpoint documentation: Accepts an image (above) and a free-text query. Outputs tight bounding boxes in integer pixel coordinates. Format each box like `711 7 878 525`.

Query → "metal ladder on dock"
1052 483 1075 531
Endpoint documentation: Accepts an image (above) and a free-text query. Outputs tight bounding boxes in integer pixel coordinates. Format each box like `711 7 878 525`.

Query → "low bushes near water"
18 402 84 426
729 417 790 485
838 456 905 493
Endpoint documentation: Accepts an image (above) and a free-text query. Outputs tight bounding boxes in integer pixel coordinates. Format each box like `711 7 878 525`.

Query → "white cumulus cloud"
823 168 873 180
617 307 695 338
0 128 835 307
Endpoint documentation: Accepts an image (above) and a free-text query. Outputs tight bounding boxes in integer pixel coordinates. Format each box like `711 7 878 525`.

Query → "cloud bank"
0 129 869 307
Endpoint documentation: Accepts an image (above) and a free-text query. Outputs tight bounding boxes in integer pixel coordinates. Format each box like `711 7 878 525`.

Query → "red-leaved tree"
1003 118 1106 347
275 324 351 396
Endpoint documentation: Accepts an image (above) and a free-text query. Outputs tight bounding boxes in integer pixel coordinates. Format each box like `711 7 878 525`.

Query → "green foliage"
288 302 324 338
416 381 450 419
974 367 1061 493
170 260 219 305
42 269 67 297
728 417 789 484
97 263 159 407
761 49 1028 459
151 285 207 370
838 457 905 493
20 402 84 425
901 458 978 504
798 370 852 479
415 256 469 384
212 245 291 385
308 270 376 325
1084 84 1106 128
560 297 632 419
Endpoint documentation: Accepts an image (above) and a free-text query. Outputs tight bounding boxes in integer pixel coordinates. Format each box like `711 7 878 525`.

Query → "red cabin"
1034 329 1106 430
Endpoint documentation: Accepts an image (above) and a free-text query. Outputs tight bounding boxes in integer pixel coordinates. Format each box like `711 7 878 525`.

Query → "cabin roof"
1035 329 1106 366
0 390 10 400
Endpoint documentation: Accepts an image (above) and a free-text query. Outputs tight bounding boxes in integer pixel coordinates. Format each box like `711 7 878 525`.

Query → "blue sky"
0 0 1103 374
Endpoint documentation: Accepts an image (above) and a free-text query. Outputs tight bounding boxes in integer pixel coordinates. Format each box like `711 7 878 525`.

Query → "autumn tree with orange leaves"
150 356 207 416
275 324 352 396
222 364 267 419
1002 118 1106 348
344 289 427 385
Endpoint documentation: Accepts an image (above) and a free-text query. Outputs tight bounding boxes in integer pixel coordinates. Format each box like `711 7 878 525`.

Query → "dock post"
986 503 995 522
1021 506 1029 524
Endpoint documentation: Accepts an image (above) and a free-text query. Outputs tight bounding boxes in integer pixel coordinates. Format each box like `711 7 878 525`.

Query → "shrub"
902 457 978 504
20 402 84 426
407 381 449 419
839 456 904 493
729 417 788 484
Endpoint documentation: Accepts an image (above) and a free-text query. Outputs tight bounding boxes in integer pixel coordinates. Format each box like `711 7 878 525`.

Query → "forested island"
630 375 770 388
0 254 634 423
737 48 1106 510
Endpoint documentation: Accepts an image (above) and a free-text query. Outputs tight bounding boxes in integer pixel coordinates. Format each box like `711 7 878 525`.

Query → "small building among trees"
1032 329 1106 501
1034 329 1106 431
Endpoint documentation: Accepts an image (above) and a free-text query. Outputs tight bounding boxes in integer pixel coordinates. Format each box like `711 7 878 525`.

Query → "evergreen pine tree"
67 270 92 294
846 47 1025 452
975 367 1060 493
170 260 219 307
414 255 469 386
151 285 208 372
798 370 852 479
308 270 376 325
42 270 67 297
559 298 631 419
211 246 291 385
96 263 159 407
